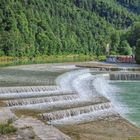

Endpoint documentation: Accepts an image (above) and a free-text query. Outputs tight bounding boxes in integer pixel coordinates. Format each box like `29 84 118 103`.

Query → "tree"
128 22 140 47
110 32 120 52
135 39 140 64
0 0 139 57
119 40 132 55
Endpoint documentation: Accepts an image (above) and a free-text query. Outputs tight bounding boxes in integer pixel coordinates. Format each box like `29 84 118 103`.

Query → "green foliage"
0 0 139 57
135 39 140 64
119 40 132 55
0 122 17 135
110 32 120 52
128 22 140 47
74 0 140 29
110 51 118 55
117 0 140 14
98 55 107 61
0 55 97 67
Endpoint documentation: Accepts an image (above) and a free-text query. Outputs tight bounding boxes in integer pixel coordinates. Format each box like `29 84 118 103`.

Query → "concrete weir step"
14 117 71 140
5 94 79 107
0 86 75 99
110 73 140 80
48 108 116 125
0 86 59 94
11 97 105 111
38 102 117 125
40 102 113 121
0 91 75 99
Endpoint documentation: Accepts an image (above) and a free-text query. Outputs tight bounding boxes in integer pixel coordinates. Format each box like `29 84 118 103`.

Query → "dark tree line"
116 0 140 14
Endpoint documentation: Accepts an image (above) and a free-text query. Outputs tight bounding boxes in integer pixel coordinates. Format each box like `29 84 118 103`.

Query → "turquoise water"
111 82 140 127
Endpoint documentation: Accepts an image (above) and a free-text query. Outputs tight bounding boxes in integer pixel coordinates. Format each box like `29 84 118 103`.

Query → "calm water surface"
111 82 140 127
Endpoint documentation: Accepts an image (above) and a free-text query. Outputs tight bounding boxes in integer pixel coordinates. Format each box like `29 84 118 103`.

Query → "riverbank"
57 115 140 140
0 55 98 67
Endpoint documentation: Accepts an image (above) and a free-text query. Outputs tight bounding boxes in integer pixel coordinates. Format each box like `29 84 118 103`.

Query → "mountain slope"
73 0 140 29
0 0 139 57
116 0 140 14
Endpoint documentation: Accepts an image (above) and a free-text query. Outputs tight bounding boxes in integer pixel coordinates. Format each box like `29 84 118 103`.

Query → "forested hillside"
116 0 140 14
0 0 140 57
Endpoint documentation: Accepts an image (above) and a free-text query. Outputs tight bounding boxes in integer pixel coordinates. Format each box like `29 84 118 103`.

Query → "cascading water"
72 73 99 99
46 108 116 125
57 69 106 99
40 103 117 125
6 94 79 107
110 73 140 80
56 69 90 92
92 75 127 115
11 99 94 110
40 102 113 121
37 69 117 124
0 89 69 99
0 64 138 129
0 68 118 125
92 72 140 128
0 86 59 94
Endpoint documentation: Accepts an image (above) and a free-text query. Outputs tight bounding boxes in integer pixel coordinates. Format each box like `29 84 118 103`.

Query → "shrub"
110 51 118 55
98 55 107 61
0 122 17 135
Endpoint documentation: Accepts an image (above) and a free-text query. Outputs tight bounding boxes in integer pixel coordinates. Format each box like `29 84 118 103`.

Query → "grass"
0 121 17 135
0 54 97 67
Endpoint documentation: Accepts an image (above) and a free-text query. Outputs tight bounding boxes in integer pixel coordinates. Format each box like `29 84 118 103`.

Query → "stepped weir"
0 68 133 125
6 94 79 107
110 73 140 80
40 102 113 121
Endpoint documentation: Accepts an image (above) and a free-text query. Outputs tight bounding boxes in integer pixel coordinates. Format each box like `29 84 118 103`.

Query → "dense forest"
116 0 140 14
0 0 140 57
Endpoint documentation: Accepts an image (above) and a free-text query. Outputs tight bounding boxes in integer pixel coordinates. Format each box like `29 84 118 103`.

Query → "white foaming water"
58 70 124 118
6 94 79 107
41 102 113 121
57 69 100 99
4 69 118 125
0 89 66 99
92 75 129 115
93 75 114 98
11 99 88 110
72 73 98 99
48 108 116 125
37 69 118 125
56 69 90 92
0 86 59 94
